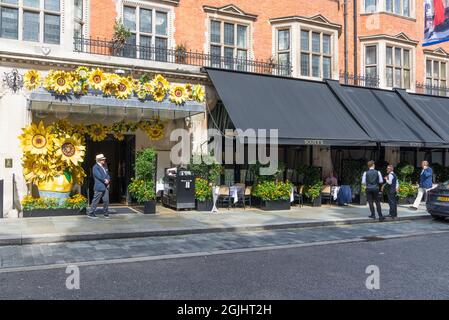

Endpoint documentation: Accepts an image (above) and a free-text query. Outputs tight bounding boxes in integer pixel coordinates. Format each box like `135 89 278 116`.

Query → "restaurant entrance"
84 135 135 204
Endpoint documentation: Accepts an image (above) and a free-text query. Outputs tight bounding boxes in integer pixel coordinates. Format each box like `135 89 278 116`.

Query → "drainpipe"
344 0 349 83
353 0 358 77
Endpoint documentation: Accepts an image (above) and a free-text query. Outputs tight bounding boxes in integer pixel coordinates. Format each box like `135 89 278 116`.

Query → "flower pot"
311 195 322 207
260 199 290 211
358 193 367 206
143 200 156 214
196 199 213 211
38 175 73 205
23 208 85 218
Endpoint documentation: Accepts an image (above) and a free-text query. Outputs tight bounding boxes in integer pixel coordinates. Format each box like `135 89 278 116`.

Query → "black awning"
326 81 445 147
205 68 373 146
396 90 449 144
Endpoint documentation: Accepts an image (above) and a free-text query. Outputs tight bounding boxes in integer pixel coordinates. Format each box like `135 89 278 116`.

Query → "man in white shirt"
384 165 399 219
362 160 385 221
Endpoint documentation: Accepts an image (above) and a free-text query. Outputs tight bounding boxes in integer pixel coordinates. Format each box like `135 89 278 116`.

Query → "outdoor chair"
217 186 232 209
233 185 246 209
321 185 333 206
294 185 304 207
244 186 252 208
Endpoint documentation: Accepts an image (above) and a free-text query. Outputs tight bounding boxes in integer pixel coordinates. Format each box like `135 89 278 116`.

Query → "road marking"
1 229 449 274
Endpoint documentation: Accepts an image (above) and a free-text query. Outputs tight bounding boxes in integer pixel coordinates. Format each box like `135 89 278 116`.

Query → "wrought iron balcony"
74 37 292 77
416 82 449 97
339 72 380 88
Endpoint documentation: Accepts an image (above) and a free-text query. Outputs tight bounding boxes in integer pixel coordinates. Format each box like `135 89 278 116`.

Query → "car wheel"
431 214 445 221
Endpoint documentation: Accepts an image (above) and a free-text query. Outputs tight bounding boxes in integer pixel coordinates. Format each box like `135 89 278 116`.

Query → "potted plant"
21 194 87 217
264 56 277 74
128 148 157 214
359 184 367 205
195 177 213 211
252 180 292 211
175 43 188 64
396 164 417 204
305 181 323 207
300 166 323 206
111 19 132 55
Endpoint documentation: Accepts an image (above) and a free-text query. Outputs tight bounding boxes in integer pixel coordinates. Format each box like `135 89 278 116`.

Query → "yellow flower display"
115 77 133 99
51 71 73 95
142 82 154 93
22 156 39 183
192 84 205 103
89 68 106 90
73 124 88 135
24 70 42 91
88 124 108 142
113 131 125 141
71 166 87 185
185 83 193 99
19 121 55 155
54 134 86 167
35 161 57 183
152 88 166 102
137 90 147 100
76 66 90 81
132 78 141 92
169 84 188 105
151 74 170 91
146 125 164 141
54 119 73 135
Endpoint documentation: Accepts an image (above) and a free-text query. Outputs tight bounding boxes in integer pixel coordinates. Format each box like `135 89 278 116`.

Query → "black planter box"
23 208 86 218
398 197 415 205
196 199 213 211
311 195 322 207
143 200 156 214
355 194 367 206
260 199 291 211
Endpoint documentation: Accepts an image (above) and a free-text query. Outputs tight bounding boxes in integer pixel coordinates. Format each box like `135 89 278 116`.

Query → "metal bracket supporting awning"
28 88 205 120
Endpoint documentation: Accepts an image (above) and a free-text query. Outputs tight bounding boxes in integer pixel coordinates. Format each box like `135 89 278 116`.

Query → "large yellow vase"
38 175 74 204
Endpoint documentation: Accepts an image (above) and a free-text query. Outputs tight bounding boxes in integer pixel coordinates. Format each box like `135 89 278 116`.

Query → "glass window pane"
386 46 393 65
278 52 289 66
155 11 167 35
44 13 60 44
1 0 18 4
386 67 393 87
366 46 377 65
45 0 60 11
312 55 320 77
403 0 410 16
236 49 247 71
404 69 410 89
140 35 151 47
155 37 167 61
210 45 221 67
237 25 247 48
394 47 401 66
434 61 439 78
224 23 234 46
366 66 377 79
301 53 309 76
155 36 167 48
139 35 151 59
394 68 402 87
426 60 432 77
140 8 152 33
237 49 246 60
224 47 234 69
24 0 39 8
301 30 309 51
441 63 446 79
74 0 83 20
386 0 393 12
365 0 377 12
123 6 136 31
0 7 18 39
394 0 401 14
123 33 136 58
323 34 331 55
278 29 289 51
323 57 331 79
23 11 39 42
210 20 220 43
403 49 410 68
312 32 320 53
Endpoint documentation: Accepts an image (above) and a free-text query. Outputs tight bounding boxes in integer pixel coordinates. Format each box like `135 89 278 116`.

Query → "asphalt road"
1 223 449 299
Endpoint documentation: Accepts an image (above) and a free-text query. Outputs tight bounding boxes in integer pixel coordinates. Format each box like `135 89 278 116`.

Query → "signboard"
424 0 449 46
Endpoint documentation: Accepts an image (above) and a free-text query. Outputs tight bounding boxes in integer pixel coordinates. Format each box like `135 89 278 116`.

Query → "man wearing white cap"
88 154 110 219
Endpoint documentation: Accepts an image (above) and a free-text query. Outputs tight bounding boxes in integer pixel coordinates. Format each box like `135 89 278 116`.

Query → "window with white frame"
123 4 168 61
365 45 378 78
426 58 448 95
300 29 332 79
385 0 410 17
385 45 411 89
209 19 248 70
276 28 290 74
0 0 61 44
74 0 84 40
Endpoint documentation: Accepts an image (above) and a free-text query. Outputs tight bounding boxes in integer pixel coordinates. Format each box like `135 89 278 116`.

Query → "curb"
1 214 431 246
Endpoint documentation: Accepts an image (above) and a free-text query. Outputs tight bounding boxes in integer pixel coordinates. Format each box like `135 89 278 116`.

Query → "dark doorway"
83 135 135 204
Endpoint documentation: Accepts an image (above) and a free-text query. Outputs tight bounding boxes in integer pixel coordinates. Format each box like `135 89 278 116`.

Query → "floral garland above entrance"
24 67 206 105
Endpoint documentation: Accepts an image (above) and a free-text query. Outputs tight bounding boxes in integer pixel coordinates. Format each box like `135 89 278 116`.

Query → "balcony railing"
74 37 292 77
416 82 449 97
339 72 380 88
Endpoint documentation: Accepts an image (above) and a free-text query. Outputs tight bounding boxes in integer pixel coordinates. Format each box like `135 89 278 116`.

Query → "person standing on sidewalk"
411 161 433 211
88 154 110 219
384 165 399 219
362 160 385 222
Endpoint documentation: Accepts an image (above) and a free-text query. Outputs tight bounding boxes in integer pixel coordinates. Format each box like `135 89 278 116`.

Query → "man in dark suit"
384 165 399 219
88 154 110 219
362 160 385 222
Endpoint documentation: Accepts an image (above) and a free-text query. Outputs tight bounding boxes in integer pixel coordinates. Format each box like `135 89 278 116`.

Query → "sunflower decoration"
51 71 73 95
43 70 56 91
115 77 133 99
169 84 188 105
54 119 73 136
146 123 164 141
76 66 90 81
88 123 108 142
142 82 154 93
54 134 86 167
152 87 166 102
22 155 39 183
35 160 57 184
137 120 151 132
137 89 148 101
126 121 139 132
73 82 89 95
185 83 193 100
131 78 141 92
71 166 87 185
89 68 106 91
151 74 170 91
192 84 205 103
73 123 88 136
113 131 125 141
19 121 55 156
24 70 42 91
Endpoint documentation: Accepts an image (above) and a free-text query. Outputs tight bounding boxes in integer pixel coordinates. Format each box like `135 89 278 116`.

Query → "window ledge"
360 11 416 22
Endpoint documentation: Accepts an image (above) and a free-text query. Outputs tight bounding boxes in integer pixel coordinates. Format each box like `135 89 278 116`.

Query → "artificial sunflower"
115 77 133 99
107 73 121 86
76 66 90 81
113 131 125 141
88 124 108 142
127 122 139 132
71 166 87 185
142 82 154 93
24 70 42 91
137 90 147 100
146 126 164 141
185 83 193 99
138 120 151 131
35 160 57 184
152 88 166 102
89 68 106 91
192 84 205 103
43 70 55 90
51 71 73 95
132 78 141 92
151 74 170 91
54 119 73 135
169 84 188 105
22 155 39 183
19 121 55 156
54 134 86 167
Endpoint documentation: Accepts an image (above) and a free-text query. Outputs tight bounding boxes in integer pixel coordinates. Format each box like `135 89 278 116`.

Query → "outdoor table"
337 185 352 206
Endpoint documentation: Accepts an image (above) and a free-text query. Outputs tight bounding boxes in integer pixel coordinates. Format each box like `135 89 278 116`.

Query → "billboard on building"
424 0 449 46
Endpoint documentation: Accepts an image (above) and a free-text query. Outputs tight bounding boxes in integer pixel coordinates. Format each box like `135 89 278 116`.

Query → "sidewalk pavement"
0 203 429 246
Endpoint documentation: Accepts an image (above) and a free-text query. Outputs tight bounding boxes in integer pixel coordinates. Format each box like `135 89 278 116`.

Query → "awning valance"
205 68 374 146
